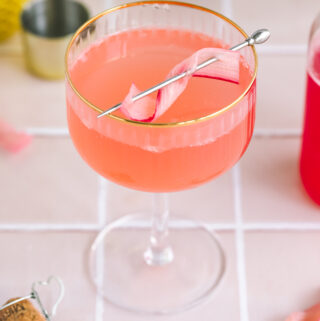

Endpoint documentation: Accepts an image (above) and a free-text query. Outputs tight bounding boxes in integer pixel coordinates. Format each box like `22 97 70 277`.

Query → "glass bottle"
300 13 320 205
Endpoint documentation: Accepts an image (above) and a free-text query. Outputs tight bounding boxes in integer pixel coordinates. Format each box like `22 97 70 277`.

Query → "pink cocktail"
66 1 257 314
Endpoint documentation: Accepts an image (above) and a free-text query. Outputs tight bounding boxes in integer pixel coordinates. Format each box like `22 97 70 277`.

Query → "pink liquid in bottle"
300 29 320 205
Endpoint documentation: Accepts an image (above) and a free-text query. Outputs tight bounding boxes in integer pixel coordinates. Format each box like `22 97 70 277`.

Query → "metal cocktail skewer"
97 28 270 119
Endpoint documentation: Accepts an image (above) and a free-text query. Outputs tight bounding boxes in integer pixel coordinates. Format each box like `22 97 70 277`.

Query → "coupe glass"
65 1 256 315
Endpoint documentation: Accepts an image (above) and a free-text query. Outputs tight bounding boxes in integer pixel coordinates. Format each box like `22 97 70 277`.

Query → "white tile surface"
1 0 320 321
240 138 320 223
106 170 235 223
0 54 67 128
0 232 97 321
0 137 98 224
233 0 317 45
245 232 320 321
255 55 306 130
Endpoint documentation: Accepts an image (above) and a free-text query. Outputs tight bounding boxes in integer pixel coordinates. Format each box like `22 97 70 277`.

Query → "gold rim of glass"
65 0 257 128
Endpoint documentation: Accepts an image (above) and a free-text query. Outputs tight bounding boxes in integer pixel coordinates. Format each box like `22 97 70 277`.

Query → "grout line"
23 127 301 139
95 176 108 321
253 128 301 138
4 34 304 58
221 0 233 18
98 177 108 227
257 44 307 56
0 223 100 232
95 292 104 321
0 221 235 232
95 245 105 321
243 222 320 231
26 127 69 137
232 165 249 321
3 221 320 232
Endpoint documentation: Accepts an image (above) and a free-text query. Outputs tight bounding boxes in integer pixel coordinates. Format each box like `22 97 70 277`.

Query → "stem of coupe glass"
144 193 174 266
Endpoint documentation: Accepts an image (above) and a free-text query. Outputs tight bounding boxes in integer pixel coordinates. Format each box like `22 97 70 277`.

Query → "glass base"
89 213 226 315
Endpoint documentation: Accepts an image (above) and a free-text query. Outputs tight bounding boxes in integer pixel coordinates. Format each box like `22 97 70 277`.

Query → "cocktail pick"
97 28 270 119
0 276 65 321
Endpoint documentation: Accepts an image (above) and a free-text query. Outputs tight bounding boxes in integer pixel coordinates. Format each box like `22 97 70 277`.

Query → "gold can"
21 0 89 79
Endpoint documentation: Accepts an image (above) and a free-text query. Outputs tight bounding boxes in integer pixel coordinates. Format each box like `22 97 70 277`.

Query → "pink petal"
0 120 32 153
285 312 307 321
121 48 240 122
285 303 320 321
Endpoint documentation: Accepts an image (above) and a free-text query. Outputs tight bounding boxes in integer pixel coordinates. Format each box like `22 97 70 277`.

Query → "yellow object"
22 31 74 79
0 0 26 42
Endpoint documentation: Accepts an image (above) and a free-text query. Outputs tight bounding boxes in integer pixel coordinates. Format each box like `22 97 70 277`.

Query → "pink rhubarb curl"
120 47 240 122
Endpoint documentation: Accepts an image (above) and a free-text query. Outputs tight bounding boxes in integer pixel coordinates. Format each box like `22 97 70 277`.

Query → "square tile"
0 232 239 321
233 0 316 45
170 171 235 223
0 232 97 321
106 170 234 223
255 55 306 130
240 137 320 223
246 232 320 321
0 55 67 128
0 137 99 224
100 232 241 321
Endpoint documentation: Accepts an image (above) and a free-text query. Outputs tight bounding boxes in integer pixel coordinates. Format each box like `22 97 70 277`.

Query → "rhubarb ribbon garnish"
120 47 240 122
